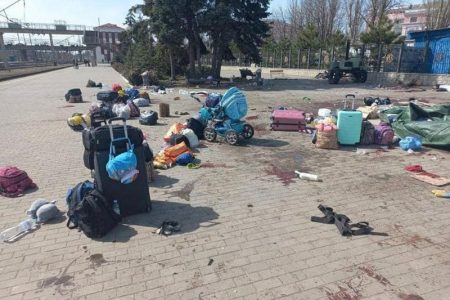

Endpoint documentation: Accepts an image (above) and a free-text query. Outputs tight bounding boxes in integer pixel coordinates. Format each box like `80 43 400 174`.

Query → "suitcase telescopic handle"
107 117 130 154
345 94 356 110
107 117 126 124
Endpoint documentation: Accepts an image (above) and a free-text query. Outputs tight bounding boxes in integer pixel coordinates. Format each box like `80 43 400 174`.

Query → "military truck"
328 41 367 84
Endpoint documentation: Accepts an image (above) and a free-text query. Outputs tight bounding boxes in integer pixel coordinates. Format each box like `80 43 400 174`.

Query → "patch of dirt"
39 259 76 295
57 105 75 108
88 253 107 268
326 286 360 300
265 164 296 186
368 173 392 181
246 115 259 120
404 234 434 248
252 123 269 132
325 278 363 300
201 162 232 168
397 292 424 300
165 181 195 201
358 265 392 286
393 224 404 232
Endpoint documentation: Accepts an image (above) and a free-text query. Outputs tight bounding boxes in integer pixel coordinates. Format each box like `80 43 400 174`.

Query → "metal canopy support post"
49 33 57 65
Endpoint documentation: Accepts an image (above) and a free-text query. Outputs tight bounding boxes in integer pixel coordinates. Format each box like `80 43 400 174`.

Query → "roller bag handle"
343 94 356 111
107 117 131 155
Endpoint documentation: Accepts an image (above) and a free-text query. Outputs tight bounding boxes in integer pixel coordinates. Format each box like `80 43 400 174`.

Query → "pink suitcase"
271 109 306 131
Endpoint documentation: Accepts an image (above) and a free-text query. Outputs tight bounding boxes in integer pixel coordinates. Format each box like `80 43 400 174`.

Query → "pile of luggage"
66 85 157 132
153 119 203 169
66 117 152 239
270 94 395 148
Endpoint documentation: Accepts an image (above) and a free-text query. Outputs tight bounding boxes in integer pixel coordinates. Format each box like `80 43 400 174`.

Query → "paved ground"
0 65 450 300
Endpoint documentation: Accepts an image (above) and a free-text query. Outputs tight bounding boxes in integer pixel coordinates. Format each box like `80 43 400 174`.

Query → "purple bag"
374 122 394 145
205 94 221 108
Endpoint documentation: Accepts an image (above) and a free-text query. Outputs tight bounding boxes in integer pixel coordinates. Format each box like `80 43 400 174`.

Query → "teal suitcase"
337 95 362 145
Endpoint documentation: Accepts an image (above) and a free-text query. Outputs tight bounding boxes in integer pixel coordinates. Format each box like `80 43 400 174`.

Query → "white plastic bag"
112 103 131 120
133 97 150 107
181 128 199 148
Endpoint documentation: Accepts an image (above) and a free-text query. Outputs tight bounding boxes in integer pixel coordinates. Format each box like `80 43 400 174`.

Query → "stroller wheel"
204 127 217 142
243 124 254 139
225 130 238 145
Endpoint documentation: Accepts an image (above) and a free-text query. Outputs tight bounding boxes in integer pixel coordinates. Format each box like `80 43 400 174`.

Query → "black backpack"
67 189 121 238
360 121 375 145
186 118 205 139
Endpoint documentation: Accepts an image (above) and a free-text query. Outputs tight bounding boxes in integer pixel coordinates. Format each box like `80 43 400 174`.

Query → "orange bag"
163 123 185 142
164 142 191 162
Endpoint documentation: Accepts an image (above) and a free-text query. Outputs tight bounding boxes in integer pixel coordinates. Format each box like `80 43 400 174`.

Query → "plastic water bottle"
112 200 121 216
295 171 320 181
0 219 36 242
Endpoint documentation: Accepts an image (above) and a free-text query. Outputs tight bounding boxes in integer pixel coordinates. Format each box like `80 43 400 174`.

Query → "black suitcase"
93 118 151 216
82 118 144 169
82 124 144 152
97 90 119 102
82 113 108 170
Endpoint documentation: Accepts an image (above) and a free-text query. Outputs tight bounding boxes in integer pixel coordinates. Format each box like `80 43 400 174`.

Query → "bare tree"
365 0 401 26
287 0 304 39
270 7 290 41
423 0 450 29
301 0 342 43
345 0 366 42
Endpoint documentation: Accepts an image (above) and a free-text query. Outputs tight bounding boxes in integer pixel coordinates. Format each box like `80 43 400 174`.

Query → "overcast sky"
1 0 287 27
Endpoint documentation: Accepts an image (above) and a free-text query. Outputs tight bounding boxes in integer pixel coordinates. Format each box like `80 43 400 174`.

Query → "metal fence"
201 42 450 75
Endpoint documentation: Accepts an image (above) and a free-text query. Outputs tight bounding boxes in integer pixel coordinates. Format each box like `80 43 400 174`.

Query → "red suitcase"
271 109 306 131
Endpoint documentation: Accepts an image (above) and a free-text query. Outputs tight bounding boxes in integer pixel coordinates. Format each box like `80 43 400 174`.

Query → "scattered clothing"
405 165 450 186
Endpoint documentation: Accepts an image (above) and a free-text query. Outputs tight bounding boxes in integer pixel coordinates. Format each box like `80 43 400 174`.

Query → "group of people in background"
72 59 92 69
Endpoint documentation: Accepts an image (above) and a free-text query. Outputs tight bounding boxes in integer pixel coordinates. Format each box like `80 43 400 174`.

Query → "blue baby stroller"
190 87 254 145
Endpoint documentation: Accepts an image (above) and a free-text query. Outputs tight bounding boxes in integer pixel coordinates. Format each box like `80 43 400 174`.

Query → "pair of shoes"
157 221 181 236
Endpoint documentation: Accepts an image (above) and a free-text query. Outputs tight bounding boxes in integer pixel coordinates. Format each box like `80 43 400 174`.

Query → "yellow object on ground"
432 190 450 198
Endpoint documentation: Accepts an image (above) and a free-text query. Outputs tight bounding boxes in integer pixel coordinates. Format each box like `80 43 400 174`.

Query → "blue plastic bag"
399 136 422 151
176 153 193 166
106 145 138 184
124 88 140 100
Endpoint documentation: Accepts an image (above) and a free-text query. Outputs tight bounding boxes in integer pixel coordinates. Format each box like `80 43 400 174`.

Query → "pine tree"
204 0 270 78
360 17 402 45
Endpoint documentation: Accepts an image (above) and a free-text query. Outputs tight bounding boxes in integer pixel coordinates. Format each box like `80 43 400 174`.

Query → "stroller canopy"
220 87 248 121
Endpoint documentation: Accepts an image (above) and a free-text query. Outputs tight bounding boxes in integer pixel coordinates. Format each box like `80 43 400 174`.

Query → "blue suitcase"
337 94 362 145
